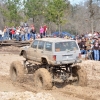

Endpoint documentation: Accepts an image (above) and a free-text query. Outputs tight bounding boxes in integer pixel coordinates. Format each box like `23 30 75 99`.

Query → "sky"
69 0 86 5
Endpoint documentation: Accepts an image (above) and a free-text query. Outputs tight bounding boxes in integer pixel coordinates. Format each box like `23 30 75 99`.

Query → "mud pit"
0 46 100 100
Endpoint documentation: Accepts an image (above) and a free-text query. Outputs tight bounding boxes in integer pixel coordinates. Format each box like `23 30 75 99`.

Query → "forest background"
0 0 100 35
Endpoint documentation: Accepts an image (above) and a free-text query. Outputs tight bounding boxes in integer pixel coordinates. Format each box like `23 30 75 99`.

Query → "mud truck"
10 38 87 89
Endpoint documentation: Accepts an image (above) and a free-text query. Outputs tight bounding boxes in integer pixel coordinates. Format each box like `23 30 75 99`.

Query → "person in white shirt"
0 30 4 41
15 27 21 41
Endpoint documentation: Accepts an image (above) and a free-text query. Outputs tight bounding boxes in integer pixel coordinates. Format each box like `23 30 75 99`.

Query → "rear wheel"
10 61 24 82
72 66 87 86
33 68 52 90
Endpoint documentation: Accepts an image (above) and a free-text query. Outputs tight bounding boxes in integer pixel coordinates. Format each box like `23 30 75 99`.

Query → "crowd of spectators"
75 32 100 61
0 24 47 41
0 24 100 61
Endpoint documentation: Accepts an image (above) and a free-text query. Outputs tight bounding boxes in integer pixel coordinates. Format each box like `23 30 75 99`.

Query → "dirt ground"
0 46 100 100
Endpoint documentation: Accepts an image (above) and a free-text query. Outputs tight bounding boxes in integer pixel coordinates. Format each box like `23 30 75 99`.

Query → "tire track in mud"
1 75 100 100
59 90 96 100
55 85 100 100
13 76 100 100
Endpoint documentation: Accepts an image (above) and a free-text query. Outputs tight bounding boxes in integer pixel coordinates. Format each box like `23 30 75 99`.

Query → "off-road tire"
23 51 27 59
77 66 87 86
72 66 87 86
10 61 24 82
34 68 52 90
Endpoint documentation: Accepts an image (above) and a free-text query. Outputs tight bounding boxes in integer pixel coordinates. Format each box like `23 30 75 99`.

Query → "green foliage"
0 0 22 27
45 0 68 25
24 0 46 22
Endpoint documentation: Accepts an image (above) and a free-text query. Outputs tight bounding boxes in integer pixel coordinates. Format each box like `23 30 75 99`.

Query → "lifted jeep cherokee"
10 38 87 89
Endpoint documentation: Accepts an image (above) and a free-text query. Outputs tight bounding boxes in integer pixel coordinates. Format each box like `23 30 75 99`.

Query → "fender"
41 56 50 64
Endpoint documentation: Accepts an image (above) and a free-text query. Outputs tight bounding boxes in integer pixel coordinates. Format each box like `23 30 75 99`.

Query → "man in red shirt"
10 28 15 39
43 24 47 37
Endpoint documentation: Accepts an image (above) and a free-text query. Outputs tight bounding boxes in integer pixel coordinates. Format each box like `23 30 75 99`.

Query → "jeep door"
36 41 45 62
27 40 38 60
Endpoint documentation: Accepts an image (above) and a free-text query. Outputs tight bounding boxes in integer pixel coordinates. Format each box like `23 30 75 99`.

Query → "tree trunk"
58 23 61 37
91 17 94 34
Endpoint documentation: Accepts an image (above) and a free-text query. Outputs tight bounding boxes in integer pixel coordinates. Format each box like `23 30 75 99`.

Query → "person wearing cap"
93 39 100 61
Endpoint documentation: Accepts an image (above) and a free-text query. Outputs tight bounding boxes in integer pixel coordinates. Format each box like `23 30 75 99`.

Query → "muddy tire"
34 68 52 90
72 66 87 86
77 66 87 86
23 51 27 59
10 61 24 82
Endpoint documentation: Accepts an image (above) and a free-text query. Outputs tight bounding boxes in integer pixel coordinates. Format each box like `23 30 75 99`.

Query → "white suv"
10 38 86 90
20 38 81 65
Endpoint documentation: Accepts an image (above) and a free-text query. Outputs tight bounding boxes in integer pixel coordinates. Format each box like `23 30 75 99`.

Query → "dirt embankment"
0 47 100 100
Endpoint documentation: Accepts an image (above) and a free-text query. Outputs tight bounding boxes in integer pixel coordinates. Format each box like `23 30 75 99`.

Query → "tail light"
53 55 56 61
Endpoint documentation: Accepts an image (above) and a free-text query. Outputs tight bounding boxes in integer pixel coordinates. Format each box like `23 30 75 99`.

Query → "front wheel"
10 61 24 82
33 68 52 90
22 51 27 59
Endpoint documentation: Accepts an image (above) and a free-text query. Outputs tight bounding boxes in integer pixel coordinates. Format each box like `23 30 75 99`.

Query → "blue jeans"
81 49 87 54
27 33 31 40
4 32 9 40
93 50 99 61
31 33 36 40
12 34 14 39
21 34 25 41
0 35 2 41
15 34 19 41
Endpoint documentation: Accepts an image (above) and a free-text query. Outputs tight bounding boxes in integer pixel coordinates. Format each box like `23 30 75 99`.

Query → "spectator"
24 26 29 41
78 38 87 55
43 24 47 37
93 39 100 61
0 30 3 41
85 38 93 60
15 27 20 41
40 26 44 38
30 25 36 40
20 26 25 41
3 26 7 40
10 27 16 39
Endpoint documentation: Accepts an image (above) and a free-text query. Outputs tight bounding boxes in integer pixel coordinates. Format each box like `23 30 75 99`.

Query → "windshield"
55 41 78 52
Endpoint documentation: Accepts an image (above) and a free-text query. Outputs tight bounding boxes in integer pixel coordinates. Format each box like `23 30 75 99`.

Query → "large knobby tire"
77 66 87 86
72 66 87 86
10 61 24 82
22 51 27 59
33 68 52 90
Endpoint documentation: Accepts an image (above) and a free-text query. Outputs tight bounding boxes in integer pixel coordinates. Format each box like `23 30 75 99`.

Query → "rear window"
55 41 78 52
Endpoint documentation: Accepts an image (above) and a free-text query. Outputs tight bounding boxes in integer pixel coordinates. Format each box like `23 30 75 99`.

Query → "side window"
31 40 38 48
45 42 52 51
38 41 44 49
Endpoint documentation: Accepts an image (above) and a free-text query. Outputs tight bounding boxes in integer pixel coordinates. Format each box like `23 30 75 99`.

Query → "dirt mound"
78 60 100 88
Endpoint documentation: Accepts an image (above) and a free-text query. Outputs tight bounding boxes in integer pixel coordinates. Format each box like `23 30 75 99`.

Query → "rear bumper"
48 59 82 65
